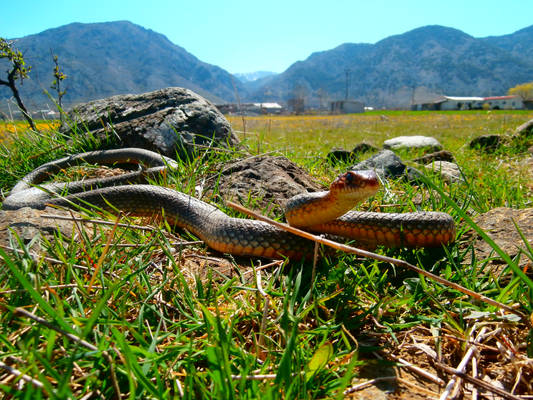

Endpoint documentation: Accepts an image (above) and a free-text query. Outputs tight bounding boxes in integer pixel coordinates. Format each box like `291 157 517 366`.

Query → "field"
228 110 531 155
0 110 532 399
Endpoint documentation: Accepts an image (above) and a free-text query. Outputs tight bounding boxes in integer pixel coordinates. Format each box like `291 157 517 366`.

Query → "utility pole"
344 68 351 100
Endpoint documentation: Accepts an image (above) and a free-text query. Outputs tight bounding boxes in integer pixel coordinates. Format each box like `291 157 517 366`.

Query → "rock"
383 135 442 152
460 208 533 272
0 207 84 252
469 134 502 152
515 119 533 138
351 149 417 180
352 142 378 154
424 161 464 183
61 87 239 159
206 156 323 211
326 148 357 164
413 150 455 164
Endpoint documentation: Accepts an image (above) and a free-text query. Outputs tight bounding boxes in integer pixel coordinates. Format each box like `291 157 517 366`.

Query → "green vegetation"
0 111 532 398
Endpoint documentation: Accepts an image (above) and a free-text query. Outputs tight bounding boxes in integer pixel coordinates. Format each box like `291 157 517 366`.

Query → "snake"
2 148 456 259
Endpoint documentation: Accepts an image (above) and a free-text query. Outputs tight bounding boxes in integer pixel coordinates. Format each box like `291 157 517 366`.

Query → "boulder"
206 156 323 211
383 136 442 152
61 87 239 159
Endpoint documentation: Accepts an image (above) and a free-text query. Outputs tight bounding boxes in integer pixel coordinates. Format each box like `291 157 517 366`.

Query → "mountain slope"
0 21 243 111
246 25 533 108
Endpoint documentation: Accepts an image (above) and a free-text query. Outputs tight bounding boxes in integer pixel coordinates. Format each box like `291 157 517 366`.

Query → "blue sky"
2 0 532 74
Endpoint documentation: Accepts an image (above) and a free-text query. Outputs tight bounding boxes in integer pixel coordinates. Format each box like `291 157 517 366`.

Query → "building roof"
253 102 282 108
483 95 520 100
444 96 484 101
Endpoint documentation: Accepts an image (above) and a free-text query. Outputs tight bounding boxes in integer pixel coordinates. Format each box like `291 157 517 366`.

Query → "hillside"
0 21 243 112
246 25 533 108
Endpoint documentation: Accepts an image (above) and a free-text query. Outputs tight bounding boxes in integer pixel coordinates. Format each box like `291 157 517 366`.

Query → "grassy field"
0 111 532 399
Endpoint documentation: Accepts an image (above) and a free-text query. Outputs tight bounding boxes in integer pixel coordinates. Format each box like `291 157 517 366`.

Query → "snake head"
330 170 379 202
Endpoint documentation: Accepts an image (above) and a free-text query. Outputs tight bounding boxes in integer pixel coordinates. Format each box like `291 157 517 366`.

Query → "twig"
255 263 271 361
231 373 277 380
440 327 487 400
0 360 45 390
241 260 283 276
0 284 103 294
343 376 397 395
226 200 526 320
388 353 445 386
435 362 522 400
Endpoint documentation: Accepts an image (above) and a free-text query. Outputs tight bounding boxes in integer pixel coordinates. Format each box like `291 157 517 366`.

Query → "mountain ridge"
1 21 532 112
247 24 533 108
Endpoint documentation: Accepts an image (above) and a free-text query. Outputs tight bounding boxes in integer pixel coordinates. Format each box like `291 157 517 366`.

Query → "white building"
413 95 524 111
438 96 484 110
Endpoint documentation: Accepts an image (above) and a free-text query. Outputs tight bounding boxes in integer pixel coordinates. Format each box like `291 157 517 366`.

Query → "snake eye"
345 171 355 184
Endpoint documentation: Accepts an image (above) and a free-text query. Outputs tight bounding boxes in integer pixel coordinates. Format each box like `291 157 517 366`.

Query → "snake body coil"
2 148 455 259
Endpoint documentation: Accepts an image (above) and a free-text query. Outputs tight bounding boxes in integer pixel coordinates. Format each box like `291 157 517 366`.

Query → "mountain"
234 71 277 83
245 25 533 108
0 21 243 112
2 22 533 113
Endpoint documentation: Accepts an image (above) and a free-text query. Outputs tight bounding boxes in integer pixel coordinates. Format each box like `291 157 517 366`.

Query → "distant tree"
50 50 67 122
508 82 533 101
0 38 36 130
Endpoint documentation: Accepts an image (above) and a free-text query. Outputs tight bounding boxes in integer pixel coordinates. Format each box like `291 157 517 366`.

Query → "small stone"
351 150 407 180
469 134 502 152
352 142 378 154
326 148 356 164
413 150 455 164
383 136 442 152
424 161 464 183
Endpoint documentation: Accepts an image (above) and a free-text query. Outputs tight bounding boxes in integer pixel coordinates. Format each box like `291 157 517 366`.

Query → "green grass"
0 111 532 398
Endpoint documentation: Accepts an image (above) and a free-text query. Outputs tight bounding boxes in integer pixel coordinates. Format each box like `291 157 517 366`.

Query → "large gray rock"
383 135 442 152
61 87 239 159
